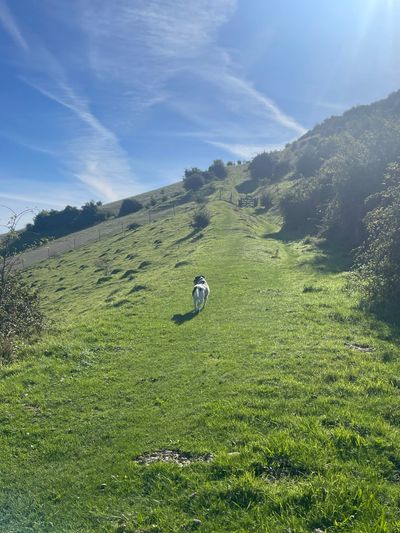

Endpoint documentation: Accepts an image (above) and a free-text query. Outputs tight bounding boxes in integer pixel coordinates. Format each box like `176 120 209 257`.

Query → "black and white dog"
192 275 210 313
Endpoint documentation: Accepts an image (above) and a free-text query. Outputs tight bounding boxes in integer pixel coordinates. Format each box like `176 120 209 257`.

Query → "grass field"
1 171 400 532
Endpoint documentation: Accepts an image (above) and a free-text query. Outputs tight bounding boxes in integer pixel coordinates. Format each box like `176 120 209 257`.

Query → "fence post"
73 238 76 249
148 211 151 223
98 228 101 241
173 203 175 216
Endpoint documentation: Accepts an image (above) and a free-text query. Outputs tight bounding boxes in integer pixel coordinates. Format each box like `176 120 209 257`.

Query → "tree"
208 160 227 180
183 171 205 191
118 198 143 217
249 152 279 181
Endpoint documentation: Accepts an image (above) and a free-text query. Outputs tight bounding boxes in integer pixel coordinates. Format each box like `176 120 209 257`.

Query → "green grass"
1 172 400 532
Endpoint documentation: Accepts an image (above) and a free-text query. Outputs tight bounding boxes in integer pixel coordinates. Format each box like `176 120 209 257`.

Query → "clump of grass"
128 285 147 294
120 269 137 279
96 275 112 284
303 284 323 293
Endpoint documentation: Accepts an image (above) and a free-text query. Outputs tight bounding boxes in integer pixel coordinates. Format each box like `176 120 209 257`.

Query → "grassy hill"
1 167 400 532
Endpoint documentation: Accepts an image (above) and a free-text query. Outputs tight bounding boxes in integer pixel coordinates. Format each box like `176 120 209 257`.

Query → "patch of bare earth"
133 450 213 466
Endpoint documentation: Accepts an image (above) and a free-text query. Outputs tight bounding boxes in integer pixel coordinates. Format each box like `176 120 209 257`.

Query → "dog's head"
193 275 206 285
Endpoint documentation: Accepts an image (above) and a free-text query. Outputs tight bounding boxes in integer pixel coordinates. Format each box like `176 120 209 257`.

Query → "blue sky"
1 0 400 226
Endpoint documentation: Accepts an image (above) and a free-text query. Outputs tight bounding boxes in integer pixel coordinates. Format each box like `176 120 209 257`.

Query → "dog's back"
192 276 210 312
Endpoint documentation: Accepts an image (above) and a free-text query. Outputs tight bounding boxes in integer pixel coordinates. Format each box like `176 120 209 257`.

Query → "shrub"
191 208 211 230
0 209 44 362
0 275 44 362
118 198 143 217
353 162 400 316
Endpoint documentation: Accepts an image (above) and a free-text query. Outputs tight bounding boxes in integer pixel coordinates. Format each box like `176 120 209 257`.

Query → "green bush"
208 159 227 180
0 272 43 362
118 198 143 217
183 170 205 191
353 162 400 315
191 208 211 229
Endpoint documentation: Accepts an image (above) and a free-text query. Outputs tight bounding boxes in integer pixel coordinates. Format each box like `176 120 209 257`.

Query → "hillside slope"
1 177 400 531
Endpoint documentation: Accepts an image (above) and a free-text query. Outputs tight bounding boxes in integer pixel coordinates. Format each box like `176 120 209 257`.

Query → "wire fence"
11 192 260 270
14 204 181 269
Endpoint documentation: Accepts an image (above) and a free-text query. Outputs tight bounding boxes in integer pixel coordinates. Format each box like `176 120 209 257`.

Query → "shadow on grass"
172 310 197 325
174 228 203 245
264 226 352 274
236 179 258 194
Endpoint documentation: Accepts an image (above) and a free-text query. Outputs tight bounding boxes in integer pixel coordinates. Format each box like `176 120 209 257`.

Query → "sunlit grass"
0 169 399 531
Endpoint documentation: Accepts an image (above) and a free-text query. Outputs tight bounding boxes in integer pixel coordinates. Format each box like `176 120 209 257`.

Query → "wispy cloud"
0 191 67 209
313 100 348 113
211 72 306 136
77 0 305 139
0 2 140 203
0 129 59 156
0 0 28 51
207 141 285 160
22 73 140 201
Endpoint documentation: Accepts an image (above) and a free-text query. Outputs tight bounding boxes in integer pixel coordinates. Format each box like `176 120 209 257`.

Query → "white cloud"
0 0 28 51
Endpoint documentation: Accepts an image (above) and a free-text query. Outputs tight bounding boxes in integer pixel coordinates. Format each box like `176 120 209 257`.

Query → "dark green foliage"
249 151 279 181
118 198 143 217
279 177 329 231
262 91 400 251
35 201 107 233
191 207 211 229
249 151 290 182
14 202 109 254
264 88 400 314
183 161 227 192
354 162 400 315
183 169 205 191
208 159 227 180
